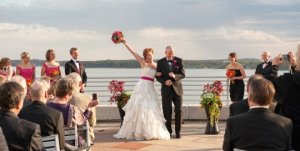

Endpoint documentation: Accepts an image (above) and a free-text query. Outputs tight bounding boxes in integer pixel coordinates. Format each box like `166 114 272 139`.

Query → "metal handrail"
86 76 248 106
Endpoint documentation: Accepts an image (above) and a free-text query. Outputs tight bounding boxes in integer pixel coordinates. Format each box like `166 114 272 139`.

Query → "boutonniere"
172 60 177 66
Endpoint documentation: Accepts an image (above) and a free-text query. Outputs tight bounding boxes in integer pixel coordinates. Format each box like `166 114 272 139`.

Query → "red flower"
226 69 236 78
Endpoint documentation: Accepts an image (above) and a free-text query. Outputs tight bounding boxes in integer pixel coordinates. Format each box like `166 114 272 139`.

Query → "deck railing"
85 76 249 107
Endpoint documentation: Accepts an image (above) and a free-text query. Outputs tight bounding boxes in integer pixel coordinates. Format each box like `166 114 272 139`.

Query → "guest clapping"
226 52 246 102
41 49 61 83
16 52 36 88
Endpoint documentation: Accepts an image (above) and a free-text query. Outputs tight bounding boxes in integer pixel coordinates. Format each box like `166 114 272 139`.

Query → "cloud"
0 0 36 7
0 0 299 61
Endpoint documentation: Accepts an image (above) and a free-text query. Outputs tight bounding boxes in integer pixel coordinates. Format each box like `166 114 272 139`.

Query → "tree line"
11 59 291 69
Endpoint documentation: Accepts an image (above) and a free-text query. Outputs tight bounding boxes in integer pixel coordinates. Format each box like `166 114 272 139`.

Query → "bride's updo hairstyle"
143 48 154 59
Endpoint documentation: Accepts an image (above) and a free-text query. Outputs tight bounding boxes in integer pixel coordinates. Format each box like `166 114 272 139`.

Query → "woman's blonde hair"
20 52 30 64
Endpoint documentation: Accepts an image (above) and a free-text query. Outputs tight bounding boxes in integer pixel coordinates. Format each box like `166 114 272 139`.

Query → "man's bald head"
29 79 50 103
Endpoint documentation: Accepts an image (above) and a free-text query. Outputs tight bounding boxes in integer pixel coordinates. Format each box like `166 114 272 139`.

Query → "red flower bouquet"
111 31 124 44
108 80 130 108
226 69 236 84
51 70 60 77
26 79 32 88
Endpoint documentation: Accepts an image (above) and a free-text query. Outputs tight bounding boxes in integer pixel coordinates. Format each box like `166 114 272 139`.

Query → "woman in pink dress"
41 49 62 83
0 57 15 81
16 52 36 88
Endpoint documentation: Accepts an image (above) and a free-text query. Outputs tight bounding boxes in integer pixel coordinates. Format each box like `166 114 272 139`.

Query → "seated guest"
19 79 65 150
0 127 9 151
10 75 31 107
68 72 97 142
47 77 98 127
223 78 293 151
0 82 45 151
265 51 300 150
229 74 263 117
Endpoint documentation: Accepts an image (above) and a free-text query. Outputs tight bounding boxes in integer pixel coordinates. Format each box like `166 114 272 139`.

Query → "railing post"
226 79 230 106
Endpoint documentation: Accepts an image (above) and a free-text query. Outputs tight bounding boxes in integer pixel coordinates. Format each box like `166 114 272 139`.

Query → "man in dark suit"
0 82 45 151
223 78 293 151
65 47 87 93
229 74 263 117
255 51 273 77
156 46 185 138
0 127 9 151
19 79 65 150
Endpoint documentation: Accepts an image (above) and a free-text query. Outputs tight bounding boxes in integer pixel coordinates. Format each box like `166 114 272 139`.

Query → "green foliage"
200 92 222 126
116 91 131 108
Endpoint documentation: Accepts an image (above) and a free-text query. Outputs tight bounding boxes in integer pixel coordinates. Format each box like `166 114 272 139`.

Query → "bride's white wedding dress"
113 66 170 140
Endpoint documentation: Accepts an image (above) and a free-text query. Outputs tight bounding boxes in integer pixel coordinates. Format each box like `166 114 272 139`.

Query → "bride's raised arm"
122 40 146 65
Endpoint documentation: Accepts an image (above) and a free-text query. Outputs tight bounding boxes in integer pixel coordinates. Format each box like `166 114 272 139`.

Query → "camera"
2 66 7 71
281 54 290 62
92 93 98 100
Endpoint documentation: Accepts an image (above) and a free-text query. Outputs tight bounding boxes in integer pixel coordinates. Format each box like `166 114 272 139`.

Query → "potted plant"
108 80 131 126
200 80 223 134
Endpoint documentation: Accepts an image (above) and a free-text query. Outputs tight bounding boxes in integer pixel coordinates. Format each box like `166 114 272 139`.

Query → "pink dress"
43 63 61 82
16 65 35 87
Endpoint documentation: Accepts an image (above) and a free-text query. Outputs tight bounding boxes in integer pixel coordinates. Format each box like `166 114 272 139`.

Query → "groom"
156 46 185 138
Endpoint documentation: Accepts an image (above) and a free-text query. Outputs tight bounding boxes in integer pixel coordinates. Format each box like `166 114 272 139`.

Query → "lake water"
27 67 289 105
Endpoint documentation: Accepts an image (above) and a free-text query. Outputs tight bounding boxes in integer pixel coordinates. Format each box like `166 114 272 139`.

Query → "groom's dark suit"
156 57 185 137
65 59 87 85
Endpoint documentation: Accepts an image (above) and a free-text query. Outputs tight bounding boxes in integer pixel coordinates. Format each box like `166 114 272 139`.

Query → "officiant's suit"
255 61 272 77
156 56 185 137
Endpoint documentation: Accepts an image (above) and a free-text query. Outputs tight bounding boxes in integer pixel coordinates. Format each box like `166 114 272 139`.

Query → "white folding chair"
42 134 60 151
77 121 91 148
64 125 78 149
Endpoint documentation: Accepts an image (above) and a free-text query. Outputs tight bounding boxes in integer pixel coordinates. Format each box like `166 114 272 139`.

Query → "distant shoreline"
10 59 291 69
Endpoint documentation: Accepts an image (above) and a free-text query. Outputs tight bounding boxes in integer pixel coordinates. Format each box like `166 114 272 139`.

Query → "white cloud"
0 0 36 7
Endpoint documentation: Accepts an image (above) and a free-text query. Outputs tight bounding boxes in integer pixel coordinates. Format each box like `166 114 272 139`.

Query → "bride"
113 40 170 140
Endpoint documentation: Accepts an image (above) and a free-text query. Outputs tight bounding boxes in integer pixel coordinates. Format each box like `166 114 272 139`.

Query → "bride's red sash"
141 76 154 81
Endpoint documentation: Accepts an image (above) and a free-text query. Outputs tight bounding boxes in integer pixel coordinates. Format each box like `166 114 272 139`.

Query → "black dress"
229 69 245 102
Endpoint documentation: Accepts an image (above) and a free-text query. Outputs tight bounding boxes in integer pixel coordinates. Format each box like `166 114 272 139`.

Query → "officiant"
255 51 272 77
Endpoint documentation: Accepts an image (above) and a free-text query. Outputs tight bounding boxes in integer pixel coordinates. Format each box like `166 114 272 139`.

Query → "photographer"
0 57 15 81
265 51 300 150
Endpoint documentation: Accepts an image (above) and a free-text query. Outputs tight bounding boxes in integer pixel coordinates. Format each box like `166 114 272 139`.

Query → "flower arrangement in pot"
108 80 130 125
200 80 223 134
108 80 130 108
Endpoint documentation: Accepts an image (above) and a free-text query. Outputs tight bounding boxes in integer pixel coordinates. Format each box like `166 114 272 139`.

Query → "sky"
0 0 300 61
